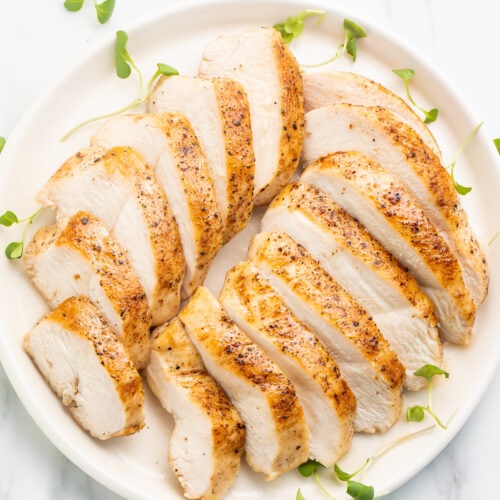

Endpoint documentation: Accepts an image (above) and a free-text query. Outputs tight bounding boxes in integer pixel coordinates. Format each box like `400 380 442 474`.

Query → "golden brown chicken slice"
179 286 309 480
24 296 145 439
147 318 245 500
302 151 476 345
199 26 304 205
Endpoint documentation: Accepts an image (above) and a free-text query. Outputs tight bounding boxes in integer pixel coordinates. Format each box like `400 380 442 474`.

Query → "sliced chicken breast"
262 182 442 389
302 103 488 306
219 261 356 466
37 145 185 326
91 113 222 298
147 318 245 500
24 295 145 439
24 212 150 369
148 75 255 242
302 151 476 344
248 232 405 434
303 72 441 157
199 26 304 205
179 286 309 480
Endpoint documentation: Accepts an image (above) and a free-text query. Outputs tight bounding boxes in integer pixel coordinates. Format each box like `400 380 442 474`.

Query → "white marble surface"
0 0 499 499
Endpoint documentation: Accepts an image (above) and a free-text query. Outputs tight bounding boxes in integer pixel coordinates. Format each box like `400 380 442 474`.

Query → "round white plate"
0 0 499 498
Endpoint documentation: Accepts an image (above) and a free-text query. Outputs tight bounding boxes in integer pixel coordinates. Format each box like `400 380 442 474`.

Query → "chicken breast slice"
303 71 441 157
302 151 476 345
148 75 255 242
199 26 304 205
262 181 442 390
24 212 150 369
24 295 145 439
91 113 222 298
178 286 309 480
146 318 245 500
37 145 185 326
302 103 488 306
248 232 405 434
219 261 356 466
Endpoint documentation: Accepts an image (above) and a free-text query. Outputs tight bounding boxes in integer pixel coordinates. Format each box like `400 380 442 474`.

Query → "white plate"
0 0 499 498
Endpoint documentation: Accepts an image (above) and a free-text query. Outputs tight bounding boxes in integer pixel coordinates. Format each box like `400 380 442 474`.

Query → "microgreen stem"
300 44 344 68
313 471 336 500
488 230 500 246
60 95 143 142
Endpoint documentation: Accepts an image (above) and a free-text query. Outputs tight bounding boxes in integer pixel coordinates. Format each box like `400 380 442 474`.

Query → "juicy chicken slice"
302 151 476 344
146 318 245 500
303 72 441 157
91 113 222 298
36 146 185 326
24 296 145 439
179 286 309 480
262 182 442 390
248 232 405 434
199 26 304 205
24 212 150 370
302 103 488 306
219 261 356 466
148 75 255 242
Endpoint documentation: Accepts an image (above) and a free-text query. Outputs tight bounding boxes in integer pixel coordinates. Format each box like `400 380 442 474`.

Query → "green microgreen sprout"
273 9 326 44
297 425 435 500
445 122 483 195
0 208 43 259
61 30 179 141
301 18 367 68
392 68 438 124
64 0 84 12
0 136 5 154
95 0 116 24
64 0 116 24
406 364 449 429
493 138 500 155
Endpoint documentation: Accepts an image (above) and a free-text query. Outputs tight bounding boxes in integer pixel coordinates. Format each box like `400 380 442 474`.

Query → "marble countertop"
0 1 499 499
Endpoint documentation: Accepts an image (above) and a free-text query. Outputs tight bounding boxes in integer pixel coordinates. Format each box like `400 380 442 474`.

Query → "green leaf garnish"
0 210 19 227
413 364 449 382
273 9 326 44
392 68 439 124
406 405 425 422
334 463 354 481
62 31 178 141
0 136 6 154
406 364 450 429
493 138 500 154
1 208 42 260
446 122 483 195
298 459 324 477
5 241 24 259
343 19 367 62
95 0 116 24
115 30 134 79
302 18 367 68
296 488 306 500
346 480 374 500
64 0 84 12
